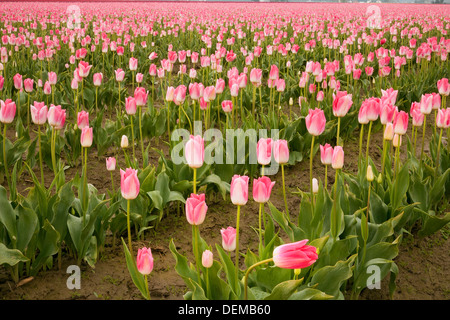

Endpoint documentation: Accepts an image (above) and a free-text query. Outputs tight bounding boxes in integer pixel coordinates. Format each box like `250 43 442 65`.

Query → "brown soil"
0 110 448 300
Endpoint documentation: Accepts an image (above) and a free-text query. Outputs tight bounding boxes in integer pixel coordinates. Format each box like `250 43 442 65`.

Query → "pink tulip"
250 68 262 86
48 72 57 85
332 91 353 117
221 226 237 252
202 250 213 268
305 108 326 136
199 97 208 110
185 135 204 169
129 57 138 71
221 100 233 113
106 157 116 171
77 110 89 129
149 64 157 76
134 87 148 107
437 78 449 96
358 103 369 125
332 146 344 169
185 193 208 225
419 94 433 115
178 50 187 63
13 73 23 90
47 104 66 129
120 168 140 200
24 78 34 93
148 52 158 61
215 78 226 94
230 175 249 206
380 101 397 125
115 68 125 82
189 68 197 79
320 143 333 165
230 83 239 97
166 86 175 102
78 61 92 78
0 99 16 124
384 123 394 141
125 96 137 115
381 88 398 105
364 97 381 121
252 176 275 203
173 85 187 106
269 64 279 80
272 239 318 270
0 76 4 91
136 247 154 275
30 101 47 125
431 93 441 110
256 138 272 166
411 105 424 127
393 110 409 135
80 126 93 148
189 83 202 100
43 81 51 95
237 73 247 88
276 78 286 92
203 86 216 103
93 73 103 86
273 139 290 164
436 109 450 128
136 73 144 84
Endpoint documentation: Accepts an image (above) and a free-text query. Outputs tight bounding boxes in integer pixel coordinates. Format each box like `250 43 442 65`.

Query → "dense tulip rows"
0 2 449 300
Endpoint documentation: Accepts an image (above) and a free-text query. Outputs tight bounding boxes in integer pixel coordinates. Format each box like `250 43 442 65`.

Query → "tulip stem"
235 205 241 294
144 274 151 300
258 203 263 256
281 163 290 221
205 268 210 300
435 128 443 179
127 199 133 256
139 106 145 168
2 124 11 196
381 140 387 181
358 124 365 167
110 171 115 195
243 258 273 300
130 115 136 166
309 135 315 212
336 117 341 146
38 125 44 186
365 121 373 167
51 127 57 180
324 164 328 190
193 168 197 194
420 114 427 169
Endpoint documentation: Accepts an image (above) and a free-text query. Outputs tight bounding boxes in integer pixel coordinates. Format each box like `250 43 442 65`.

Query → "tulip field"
0 1 449 302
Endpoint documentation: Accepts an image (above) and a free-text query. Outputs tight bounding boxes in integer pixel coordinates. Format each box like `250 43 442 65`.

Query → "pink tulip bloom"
173 85 187 106
364 97 381 121
71 78 79 90
436 109 450 129
93 73 103 86
380 101 397 125
80 127 93 148
189 68 197 79
305 108 326 136
272 239 318 270
43 81 51 95
166 86 175 102
221 100 233 113
320 143 333 165
134 87 148 107
13 73 23 90
24 78 34 93
381 88 398 106
185 135 204 169
437 78 449 96
0 76 4 91
431 93 441 110
365 66 374 76
30 101 47 125
230 175 249 206
77 110 89 129
393 110 409 135
125 96 137 115
253 176 275 203
256 138 272 166
185 193 208 226
129 57 138 71
237 73 247 88
47 104 66 130
215 78 225 94
48 72 57 85
269 64 279 80
419 94 433 115
136 73 144 84
230 84 239 97
199 97 208 110
221 227 236 252
120 168 140 200
106 157 116 171
148 52 158 61
203 86 216 103
189 83 202 100
136 247 154 275
115 69 125 82
273 139 290 164
202 250 213 268
332 91 353 117
250 68 262 86
332 146 344 170
0 99 16 124
384 123 394 141
149 64 157 77
276 78 286 92
358 103 369 125
78 61 92 78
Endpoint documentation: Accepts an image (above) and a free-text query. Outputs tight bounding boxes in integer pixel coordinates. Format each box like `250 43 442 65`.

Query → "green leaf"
215 244 240 298
0 186 17 240
264 279 303 300
147 191 164 211
169 239 199 291
16 205 38 253
288 288 334 300
0 243 29 266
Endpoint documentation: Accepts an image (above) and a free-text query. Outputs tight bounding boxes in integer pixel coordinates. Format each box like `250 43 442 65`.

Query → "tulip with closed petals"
137 247 153 275
332 146 344 170
305 108 326 136
80 127 93 148
256 138 272 167
253 176 275 204
186 193 208 226
202 250 213 268
221 227 236 252
272 239 318 269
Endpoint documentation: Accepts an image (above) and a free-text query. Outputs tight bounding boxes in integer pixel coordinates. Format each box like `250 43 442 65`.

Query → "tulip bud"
121 135 129 148
202 250 213 268
312 178 319 193
393 133 402 147
366 165 374 182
